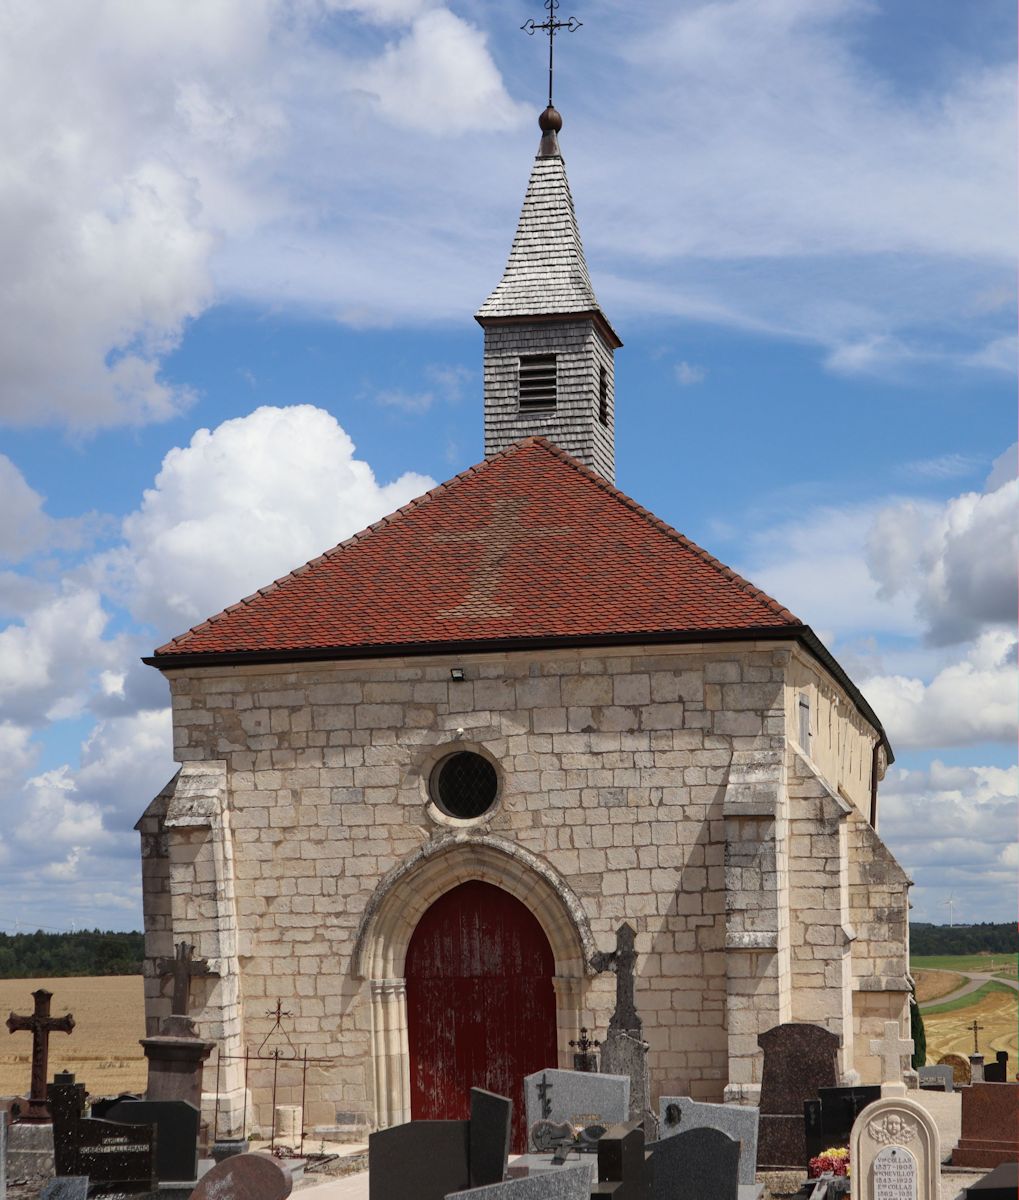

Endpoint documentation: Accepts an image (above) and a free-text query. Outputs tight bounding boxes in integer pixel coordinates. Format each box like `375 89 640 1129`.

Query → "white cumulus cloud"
860 630 1017 750
99 405 433 637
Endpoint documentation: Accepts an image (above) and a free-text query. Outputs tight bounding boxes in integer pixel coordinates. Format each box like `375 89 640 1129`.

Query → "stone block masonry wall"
848 816 912 1082
483 319 615 481
144 638 892 1132
786 750 855 1076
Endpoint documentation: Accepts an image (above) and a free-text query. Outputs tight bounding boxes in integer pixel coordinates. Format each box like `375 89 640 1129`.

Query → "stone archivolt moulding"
351 831 597 1129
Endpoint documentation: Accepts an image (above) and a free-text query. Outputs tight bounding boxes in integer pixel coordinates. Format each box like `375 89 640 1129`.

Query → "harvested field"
0 976 146 1098
913 968 964 1003
923 984 1018 1067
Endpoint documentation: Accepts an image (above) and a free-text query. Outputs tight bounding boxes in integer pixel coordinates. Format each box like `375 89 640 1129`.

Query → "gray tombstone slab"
523 1070 629 1149
40 1179 90 1200
917 1066 953 1093
658 1096 759 1185
1 1109 6 1200
446 1164 591 1200
649 1127 740 1200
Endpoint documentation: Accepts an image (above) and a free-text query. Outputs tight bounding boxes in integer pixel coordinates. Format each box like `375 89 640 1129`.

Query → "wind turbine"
944 893 956 927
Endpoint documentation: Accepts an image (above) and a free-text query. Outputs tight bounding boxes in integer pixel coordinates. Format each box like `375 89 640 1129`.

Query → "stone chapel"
136 102 912 1149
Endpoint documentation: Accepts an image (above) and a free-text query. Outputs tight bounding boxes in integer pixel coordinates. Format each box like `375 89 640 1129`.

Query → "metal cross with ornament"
569 1027 601 1073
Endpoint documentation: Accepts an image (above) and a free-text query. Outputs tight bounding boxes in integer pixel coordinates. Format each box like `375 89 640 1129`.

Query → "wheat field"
0 976 147 1098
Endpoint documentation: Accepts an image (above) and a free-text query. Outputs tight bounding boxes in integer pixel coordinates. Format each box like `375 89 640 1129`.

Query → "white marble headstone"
850 1096 939 1200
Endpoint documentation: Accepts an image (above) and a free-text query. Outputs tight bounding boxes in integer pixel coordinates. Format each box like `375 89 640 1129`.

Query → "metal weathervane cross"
521 0 582 108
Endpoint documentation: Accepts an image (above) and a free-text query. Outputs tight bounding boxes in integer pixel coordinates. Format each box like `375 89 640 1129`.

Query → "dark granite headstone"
370 1120 471 1200
649 1126 739 1200
40 1177 89 1200
188 1152 292 1200
592 1120 651 1200
469 1088 513 1187
803 1086 881 1162
983 1051 1008 1084
757 1023 840 1170
102 1099 199 1183
369 1086 512 1200
963 1162 1019 1199
90 1095 142 1121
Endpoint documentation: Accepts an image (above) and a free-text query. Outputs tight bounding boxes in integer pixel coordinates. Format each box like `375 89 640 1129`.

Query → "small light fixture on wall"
450 667 466 682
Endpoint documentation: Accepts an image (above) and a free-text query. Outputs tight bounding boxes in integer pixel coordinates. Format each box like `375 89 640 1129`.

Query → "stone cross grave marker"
6 989 75 1121
591 923 641 1034
155 941 211 1018
850 1096 940 1200
869 1022 913 1096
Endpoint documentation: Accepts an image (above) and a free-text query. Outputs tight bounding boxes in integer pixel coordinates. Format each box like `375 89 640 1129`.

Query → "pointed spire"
476 107 619 345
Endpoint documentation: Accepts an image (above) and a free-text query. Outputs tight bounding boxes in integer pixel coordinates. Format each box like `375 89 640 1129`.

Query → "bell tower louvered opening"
476 105 621 483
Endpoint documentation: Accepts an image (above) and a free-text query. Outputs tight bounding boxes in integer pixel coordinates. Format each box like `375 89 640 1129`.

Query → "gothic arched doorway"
406 880 558 1151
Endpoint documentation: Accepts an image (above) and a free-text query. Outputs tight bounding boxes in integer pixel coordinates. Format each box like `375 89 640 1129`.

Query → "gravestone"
446 1165 591 1200
804 1086 882 1163
756 1023 840 1169
188 1152 292 1200
648 1126 739 1200
369 1087 512 1200
5 989 75 1122
951 1082 1019 1168
850 1095 940 1200
968 1055 985 1083
101 1098 200 1183
869 1023 914 1098
142 943 215 1111
40 1179 89 1200
916 1066 953 1093
48 1071 157 1194
592 1120 651 1200
593 926 651 1132
962 1162 1019 1199
658 1096 758 1185
523 1070 629 1149
0 1110 6 1200
937 1054 971 1087
982 1052 1008 1083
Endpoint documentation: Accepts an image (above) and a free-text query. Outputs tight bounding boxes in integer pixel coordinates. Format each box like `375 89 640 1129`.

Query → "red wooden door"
406 880 558 1152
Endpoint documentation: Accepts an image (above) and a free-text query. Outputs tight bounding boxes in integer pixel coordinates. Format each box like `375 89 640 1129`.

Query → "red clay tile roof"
150 438 803 663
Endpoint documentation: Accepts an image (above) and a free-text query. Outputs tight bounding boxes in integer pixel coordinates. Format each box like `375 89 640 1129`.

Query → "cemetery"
0 8 1013 1200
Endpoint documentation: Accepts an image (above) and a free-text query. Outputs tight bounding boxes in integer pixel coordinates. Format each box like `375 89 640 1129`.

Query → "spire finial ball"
539 105 563 133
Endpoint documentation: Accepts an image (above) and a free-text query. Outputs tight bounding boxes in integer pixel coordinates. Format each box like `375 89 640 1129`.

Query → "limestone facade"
138 638 910 1134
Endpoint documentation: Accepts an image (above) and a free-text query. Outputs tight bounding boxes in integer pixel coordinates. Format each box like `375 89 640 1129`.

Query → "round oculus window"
431 751 498 819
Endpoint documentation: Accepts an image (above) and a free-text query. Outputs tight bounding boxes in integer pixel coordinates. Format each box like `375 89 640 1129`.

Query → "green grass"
912 953 1018 975
920 980 1016 1016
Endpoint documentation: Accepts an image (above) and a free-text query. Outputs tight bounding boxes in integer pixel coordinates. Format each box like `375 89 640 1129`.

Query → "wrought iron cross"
521 0 582 108
537 1072 553 1119
970 1019 985 1054
6 988 75 1120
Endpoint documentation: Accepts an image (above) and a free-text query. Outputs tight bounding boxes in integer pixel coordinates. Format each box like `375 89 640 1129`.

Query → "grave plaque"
873 1145 917 1200
101 1098 200 1183
523 1069 629 1149
850 1096 939 1200
75 1119 157 1193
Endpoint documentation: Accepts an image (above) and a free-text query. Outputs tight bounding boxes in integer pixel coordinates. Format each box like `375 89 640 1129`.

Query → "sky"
0 0 1015 933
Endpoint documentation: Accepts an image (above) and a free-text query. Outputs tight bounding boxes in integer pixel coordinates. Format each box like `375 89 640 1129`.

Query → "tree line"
910 921 1018 956
0 930 144 978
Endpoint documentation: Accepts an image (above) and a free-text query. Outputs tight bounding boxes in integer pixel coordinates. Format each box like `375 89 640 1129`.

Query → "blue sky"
0 0 1015 932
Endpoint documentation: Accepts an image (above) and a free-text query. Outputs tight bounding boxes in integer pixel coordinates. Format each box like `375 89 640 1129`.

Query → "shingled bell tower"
476 104 622 483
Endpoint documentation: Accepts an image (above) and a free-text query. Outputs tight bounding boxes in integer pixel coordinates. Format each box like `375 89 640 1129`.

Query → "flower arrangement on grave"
808 1146 850 1178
